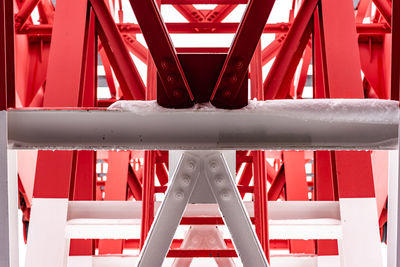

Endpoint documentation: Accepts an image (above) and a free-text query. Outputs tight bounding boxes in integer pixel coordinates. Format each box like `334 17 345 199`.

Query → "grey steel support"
204 152 268 266
0 111 18 267
137 151 269 267
388 123 400 266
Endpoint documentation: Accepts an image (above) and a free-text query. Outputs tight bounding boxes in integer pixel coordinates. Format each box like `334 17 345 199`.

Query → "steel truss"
0 0 399 266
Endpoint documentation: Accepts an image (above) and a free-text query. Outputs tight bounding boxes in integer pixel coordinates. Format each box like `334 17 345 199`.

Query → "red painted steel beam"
69 11 97 254
14 0 41 30
253 151 270 261
267 164 285 200
140 151 156 249
314 151 338 255
33 0 89 199
129 0 194 108
292 44 312 98
391 0 400 100
69 151 96 255
205 5 238 22
167 249 237 258
19 22 391 36
37 0 55 24
261 34 286 66
173 5 205 22
98 152 130 254
98 47 117 98
162 0 248 4
284 151 315 254
372 0 392 26
211 0 276 108
128 164 142 200
124 239 288 250
123 34 148 64
90 0 146 100
0 0 6 110
0 0 15 109
264 0 318 99
355 0 372 23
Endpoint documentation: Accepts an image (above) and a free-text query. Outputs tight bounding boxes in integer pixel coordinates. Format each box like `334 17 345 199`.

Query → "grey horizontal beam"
7 99 399 150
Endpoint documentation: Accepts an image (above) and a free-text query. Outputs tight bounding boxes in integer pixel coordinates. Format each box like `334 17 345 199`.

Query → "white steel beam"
137 152 202 267
388 144 400 266
7 99 398 150
0 111 18 267
138 151 269 267
26 198 70 267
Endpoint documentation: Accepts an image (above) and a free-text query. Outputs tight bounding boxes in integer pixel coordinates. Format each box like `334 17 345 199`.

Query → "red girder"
263 0 317 99
391 0 400 100
162 0 248 4
211 0 275 108
91 0 146 100
129 0 194 108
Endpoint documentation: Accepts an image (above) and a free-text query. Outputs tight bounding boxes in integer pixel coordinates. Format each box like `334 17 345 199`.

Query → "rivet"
187 160 195 170
209 160 218 170
175 191 184 200
215 175 224 185
167 74 177 84
220 190 230 200
233 60 244 70
182 175 191 186
173 89 183 98
223 89 232 98
161 59 169 70
229 75 238 84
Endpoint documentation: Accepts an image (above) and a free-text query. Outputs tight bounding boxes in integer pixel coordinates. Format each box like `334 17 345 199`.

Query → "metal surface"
137 152 201 266
0 112 18 267
7 99 398 150
138 151 268 266
3 0 399 264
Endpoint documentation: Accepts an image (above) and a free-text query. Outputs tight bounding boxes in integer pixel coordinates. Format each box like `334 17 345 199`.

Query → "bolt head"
175 191 184 200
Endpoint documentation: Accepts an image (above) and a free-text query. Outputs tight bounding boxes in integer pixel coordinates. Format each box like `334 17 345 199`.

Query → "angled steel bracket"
137 151 269 267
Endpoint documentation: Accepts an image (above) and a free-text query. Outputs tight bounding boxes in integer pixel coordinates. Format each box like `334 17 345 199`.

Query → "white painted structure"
0 100 397 266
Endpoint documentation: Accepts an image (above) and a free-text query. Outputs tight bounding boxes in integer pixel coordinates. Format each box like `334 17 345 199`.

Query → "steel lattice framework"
1 0 399 266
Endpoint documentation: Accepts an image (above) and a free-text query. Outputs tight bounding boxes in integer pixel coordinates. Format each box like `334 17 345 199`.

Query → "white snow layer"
109 99 399 125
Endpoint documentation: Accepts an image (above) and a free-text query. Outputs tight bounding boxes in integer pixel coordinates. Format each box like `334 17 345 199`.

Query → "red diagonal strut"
90 0 146 100
211 0 276 108
263 0 318 99
129 0 194 108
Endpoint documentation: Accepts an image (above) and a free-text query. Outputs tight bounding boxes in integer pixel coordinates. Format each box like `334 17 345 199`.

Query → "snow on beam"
7 99 399 150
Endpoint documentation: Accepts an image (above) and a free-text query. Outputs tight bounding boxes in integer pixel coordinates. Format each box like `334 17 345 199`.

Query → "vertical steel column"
392 0 400 100
250 41 269 261
0 112 19 267
0 0 6 110
283 151 315 254
388 0 400 265
140 151 156 249
253 151 270 261
69 8 97 255
33 0 89 199
314 151 338 255
98 152 130 254
387 150 399 267
0 0 15 110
